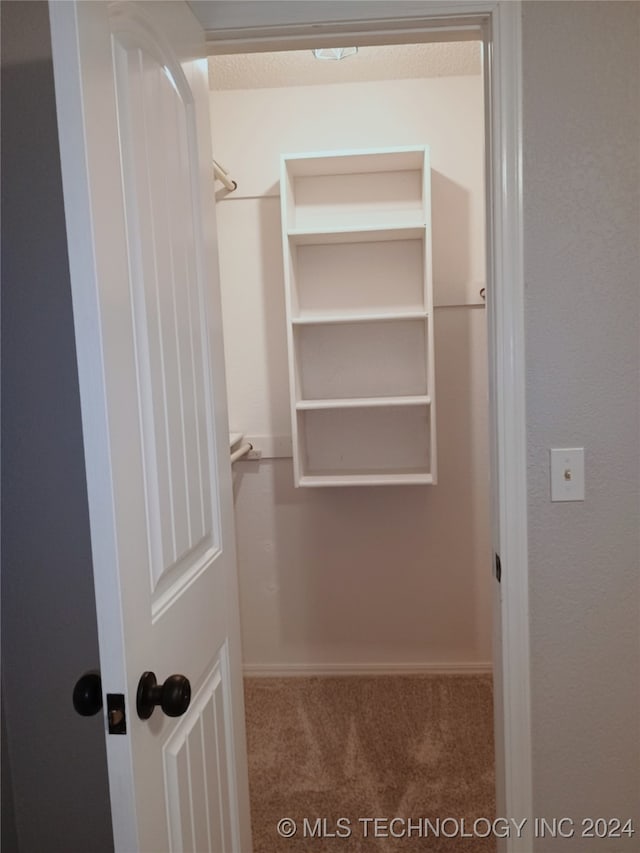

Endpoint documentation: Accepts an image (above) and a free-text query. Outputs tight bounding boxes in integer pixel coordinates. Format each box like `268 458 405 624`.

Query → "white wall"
210 72 492 672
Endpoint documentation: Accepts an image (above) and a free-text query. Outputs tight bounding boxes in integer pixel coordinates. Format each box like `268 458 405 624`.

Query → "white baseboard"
243 661 493 678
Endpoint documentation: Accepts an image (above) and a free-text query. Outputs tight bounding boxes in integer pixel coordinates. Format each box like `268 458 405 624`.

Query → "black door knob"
136 671 191 720
73 672 103 716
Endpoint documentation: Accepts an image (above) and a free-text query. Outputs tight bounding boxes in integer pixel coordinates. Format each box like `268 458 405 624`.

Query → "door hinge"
494 553 502 584
107 693 127 735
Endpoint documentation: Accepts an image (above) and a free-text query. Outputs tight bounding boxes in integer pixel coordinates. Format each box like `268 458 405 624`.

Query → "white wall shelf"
299 473 434 488
291 310 428 325
280 146 437 487
287 224 426 244
296 395 431 411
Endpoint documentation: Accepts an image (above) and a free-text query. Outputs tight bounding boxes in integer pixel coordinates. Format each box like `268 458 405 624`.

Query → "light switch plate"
550 448 585 502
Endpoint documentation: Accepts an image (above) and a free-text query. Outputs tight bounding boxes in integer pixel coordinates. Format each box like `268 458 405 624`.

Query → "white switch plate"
550 448 585 502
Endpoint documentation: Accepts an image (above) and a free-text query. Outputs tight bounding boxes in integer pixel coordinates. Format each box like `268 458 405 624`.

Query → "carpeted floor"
244 675 496 853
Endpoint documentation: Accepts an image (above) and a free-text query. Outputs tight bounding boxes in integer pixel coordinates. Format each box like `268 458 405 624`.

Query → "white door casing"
49 2 251 851
204 3 531 852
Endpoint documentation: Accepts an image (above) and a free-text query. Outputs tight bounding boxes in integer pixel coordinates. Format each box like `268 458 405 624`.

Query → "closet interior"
207 37 495 851
207 40 492 679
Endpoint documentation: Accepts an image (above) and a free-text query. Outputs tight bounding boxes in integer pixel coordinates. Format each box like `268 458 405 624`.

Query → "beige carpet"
244 675 496 853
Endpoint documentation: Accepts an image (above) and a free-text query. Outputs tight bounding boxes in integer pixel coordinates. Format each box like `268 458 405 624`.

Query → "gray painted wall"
1 2 113 851
1 692 19 852
523 2 640 847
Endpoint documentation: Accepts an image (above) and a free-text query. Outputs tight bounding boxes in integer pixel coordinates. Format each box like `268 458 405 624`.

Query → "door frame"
205 2 531 849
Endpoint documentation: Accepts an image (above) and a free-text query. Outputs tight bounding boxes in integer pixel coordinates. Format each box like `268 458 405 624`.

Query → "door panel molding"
164 644 237 853
111 18 222 611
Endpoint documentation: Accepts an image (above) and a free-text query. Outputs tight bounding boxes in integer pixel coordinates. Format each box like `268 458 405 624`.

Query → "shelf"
292 310 428 326
299 472 434 488
291 235 425 317
281 146 436 487
295 318 428 400
287 224 425 245
283 147 426 177
296 395 430 411
283 148 427 231
297 406 431 482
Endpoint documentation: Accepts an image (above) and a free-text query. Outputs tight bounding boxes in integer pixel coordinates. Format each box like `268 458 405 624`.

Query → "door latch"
107 693 127 735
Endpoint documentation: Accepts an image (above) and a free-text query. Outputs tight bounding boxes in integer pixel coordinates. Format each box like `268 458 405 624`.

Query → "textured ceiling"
208 42 481 90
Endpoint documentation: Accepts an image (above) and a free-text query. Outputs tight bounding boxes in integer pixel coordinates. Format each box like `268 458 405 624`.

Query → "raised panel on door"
164 648 235 853
112 27 220 620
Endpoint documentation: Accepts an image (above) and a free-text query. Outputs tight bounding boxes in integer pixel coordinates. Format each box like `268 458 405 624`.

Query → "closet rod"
213 158 238 192
230 441 252 464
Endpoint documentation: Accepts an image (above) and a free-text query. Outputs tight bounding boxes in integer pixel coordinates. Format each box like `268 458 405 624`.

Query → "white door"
49 2 251 850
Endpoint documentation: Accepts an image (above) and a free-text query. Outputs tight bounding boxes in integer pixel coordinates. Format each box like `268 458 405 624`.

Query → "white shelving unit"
280 146 437 487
